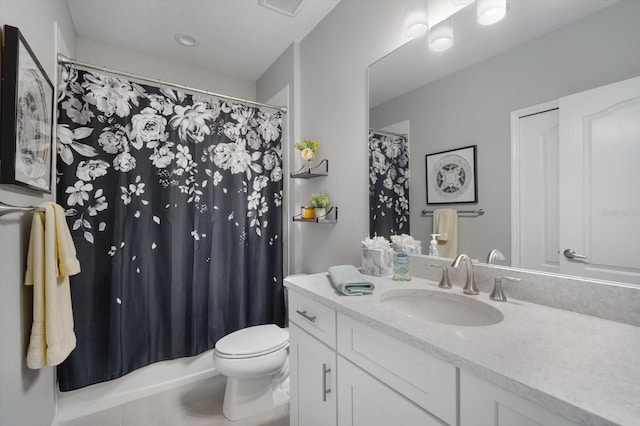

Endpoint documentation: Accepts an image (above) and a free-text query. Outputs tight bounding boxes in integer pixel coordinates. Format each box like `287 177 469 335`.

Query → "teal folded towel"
328 265 375 296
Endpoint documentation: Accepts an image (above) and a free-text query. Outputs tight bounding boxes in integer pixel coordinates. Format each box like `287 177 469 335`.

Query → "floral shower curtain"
56 65 284 391
369 131 409 238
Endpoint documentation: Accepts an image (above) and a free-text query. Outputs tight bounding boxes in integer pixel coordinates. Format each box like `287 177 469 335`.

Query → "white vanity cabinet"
336 313 455 426
337 356 446 426
460 372 579 426
288 289 582 426
288 291 337 426
288 290 455 426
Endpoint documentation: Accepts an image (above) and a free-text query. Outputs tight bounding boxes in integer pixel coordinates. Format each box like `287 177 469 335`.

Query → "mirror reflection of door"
559 75 640 285
512 103 560 274
514 75 640 284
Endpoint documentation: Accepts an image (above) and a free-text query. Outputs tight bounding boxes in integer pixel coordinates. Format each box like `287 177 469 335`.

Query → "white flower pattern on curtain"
369 131 409 238
56 65 284 391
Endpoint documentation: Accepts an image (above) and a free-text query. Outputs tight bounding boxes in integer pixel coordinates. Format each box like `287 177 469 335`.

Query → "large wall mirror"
368 0 640 285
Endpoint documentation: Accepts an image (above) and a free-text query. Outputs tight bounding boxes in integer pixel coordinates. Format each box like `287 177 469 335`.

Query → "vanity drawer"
288 290 336 349
337 313 456 425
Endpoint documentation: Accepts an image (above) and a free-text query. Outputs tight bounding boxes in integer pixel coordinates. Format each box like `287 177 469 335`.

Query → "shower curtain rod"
57 55 287 113
369 128 407 138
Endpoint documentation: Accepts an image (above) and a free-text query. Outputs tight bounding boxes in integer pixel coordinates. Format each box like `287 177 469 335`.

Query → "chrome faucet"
486 249 505 265
490 276 521 302
451 254 479 295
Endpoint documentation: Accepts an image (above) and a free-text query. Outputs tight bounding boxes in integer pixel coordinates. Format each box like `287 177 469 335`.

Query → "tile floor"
60 375 289 426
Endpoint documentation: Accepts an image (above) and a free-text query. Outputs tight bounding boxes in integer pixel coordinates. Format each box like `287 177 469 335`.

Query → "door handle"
563 249 588 260
322 363 331 402
295 310 316 323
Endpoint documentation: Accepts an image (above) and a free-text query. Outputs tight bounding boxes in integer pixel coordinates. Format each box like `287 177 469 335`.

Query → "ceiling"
370 0 620 107
65 0 341 82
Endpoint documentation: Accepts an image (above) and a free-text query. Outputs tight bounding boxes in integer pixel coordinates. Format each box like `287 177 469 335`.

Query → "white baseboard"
56 349 217 422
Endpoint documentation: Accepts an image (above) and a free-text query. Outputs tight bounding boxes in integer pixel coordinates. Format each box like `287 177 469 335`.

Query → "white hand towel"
433 209 458 258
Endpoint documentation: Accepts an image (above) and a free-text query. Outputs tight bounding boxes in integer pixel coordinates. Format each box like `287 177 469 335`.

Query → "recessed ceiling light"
175 32 199 47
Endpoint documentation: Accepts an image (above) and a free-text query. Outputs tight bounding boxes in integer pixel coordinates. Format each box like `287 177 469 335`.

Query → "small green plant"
294 138 319 160
309 192 331 208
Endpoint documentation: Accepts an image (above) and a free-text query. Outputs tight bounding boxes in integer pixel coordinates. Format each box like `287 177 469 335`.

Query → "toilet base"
222 374 289 421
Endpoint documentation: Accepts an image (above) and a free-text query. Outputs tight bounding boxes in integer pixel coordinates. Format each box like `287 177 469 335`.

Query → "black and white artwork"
426 145 477 204
0 25 54 192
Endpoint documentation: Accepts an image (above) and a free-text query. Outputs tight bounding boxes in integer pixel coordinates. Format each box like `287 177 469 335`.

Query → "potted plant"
301 205 316 219
294 138 319 169
309 192 331 218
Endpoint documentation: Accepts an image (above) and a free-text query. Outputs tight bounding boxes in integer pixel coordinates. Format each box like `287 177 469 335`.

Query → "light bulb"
429 18 453 52
477 0 506 25
404 0 429 38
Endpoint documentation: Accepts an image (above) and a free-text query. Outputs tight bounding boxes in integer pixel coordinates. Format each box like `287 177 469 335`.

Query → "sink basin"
379 289 503 326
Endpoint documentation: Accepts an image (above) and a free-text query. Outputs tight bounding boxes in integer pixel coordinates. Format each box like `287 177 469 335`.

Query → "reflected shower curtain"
56 65 284 391
369 131 409 238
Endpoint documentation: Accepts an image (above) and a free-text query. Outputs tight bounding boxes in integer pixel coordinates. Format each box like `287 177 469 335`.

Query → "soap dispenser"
428 234 441 256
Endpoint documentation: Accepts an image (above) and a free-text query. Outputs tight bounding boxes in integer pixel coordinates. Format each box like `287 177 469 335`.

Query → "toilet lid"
215 324 289 358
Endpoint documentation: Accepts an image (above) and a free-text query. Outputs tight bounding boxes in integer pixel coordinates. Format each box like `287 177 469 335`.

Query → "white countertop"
284 273 640 426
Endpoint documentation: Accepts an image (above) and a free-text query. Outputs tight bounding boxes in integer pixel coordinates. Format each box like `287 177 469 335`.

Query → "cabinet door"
337 356 447 426
460 371 579 426
289 323 336 426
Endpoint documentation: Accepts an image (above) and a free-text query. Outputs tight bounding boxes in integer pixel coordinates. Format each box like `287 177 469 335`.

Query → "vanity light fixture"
429 18 453 52
174 32 199 47
476 0 507 25
451 0 474 5
404 0 429 38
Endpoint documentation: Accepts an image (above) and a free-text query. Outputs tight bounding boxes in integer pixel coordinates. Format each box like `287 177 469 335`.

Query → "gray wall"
76 37 256 101
370 0 640 262
296 0 407 273
0 1 76 425
256 43 300 275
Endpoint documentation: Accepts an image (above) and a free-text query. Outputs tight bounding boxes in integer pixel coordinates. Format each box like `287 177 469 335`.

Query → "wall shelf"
290 159 329 179
293 206 338 224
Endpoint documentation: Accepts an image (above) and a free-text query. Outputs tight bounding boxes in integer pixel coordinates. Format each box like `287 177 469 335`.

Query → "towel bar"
421 208 484 217
0 201 44 217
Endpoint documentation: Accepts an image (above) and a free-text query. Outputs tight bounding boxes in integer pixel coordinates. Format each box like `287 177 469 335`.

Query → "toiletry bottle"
428 234 441 256
393 251 411 281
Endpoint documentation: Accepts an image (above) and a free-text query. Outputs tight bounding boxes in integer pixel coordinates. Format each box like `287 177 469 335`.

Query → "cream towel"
433 208 458 258
25 202 81 368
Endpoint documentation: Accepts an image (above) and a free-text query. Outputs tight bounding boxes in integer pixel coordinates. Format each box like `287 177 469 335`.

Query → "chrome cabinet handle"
295 309 317 323
563 249 588 260
322 363 331 402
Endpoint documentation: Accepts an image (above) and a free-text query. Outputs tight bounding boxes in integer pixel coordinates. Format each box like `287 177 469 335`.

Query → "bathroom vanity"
285 273 640 426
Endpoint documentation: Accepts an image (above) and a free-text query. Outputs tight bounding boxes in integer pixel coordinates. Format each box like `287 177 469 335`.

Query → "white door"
512 105 560 273
460 371 579 426
337 356 446 426
559 75 640 284
289 323 336 426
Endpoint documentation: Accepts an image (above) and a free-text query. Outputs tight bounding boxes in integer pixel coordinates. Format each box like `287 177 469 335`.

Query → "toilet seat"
215 324 289 359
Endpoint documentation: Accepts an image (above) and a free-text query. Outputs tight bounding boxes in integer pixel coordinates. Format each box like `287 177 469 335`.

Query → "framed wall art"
425 145 477 204
1 25 54 193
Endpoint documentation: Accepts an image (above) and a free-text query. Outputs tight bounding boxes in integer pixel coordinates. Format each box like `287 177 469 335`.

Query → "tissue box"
361 248 393 276
404 245 422 256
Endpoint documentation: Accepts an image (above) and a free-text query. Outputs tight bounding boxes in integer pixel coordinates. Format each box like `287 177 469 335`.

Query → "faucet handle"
430 265 452 289
490 276 521 302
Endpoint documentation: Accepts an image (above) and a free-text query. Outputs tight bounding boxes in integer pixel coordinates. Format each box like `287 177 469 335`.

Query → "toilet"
213 324 290 421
